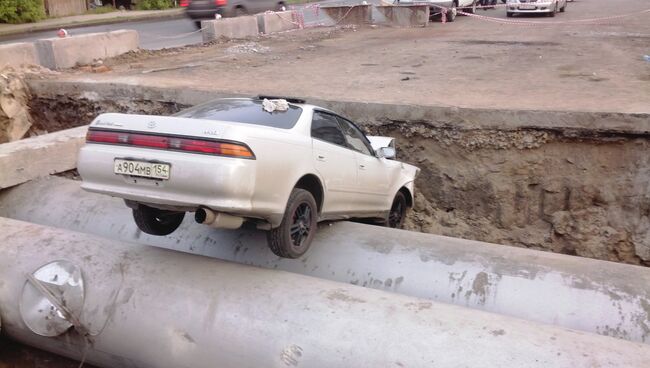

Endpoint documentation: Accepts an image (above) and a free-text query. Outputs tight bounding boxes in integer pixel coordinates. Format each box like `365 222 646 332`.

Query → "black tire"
387 192 407 229
267 189 318 259
506 11 513 17
446 2 457 22
233 6 247 17
132 205 185 236
194 21 202 29
560 2 566 12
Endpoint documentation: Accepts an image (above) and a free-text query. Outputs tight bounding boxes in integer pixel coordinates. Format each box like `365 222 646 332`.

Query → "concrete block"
201 16 259 41
257 11 300 34
0 42 39 68
35 30 139 69
376 5 430 27
0 125 87 188
321 4 373 25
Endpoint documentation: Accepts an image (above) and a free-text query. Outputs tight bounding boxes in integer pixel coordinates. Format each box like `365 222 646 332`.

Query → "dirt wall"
365 121 650 266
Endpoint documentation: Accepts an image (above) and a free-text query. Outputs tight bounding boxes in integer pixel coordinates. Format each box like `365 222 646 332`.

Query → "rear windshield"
174 99 303 129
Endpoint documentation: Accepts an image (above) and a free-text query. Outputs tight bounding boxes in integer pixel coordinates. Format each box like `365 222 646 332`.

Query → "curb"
0 9 184 38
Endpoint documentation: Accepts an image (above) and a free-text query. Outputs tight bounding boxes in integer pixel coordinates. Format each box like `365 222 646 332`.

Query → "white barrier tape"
457 7 650 26
426 3 650 26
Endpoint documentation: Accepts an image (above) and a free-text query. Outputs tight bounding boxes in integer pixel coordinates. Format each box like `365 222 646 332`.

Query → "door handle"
359 164 366 170
317 155 326 161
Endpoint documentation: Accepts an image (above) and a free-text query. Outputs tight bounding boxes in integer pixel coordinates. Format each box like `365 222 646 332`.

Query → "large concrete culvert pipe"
2 217 650 367
1 177 650 344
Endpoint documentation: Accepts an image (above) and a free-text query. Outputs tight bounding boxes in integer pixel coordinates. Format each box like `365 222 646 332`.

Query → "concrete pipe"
1 177 650 344
1 217 650 367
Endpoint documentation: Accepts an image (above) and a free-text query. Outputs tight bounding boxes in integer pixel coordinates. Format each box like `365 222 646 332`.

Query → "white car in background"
78 97 419 259
506 0 567 17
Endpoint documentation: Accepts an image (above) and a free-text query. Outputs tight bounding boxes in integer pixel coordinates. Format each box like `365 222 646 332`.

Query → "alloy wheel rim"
389 200 404 228
290 203 312 249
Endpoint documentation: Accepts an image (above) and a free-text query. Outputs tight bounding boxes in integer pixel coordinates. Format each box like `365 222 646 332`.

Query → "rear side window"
175 99 303 129
311 111 347 147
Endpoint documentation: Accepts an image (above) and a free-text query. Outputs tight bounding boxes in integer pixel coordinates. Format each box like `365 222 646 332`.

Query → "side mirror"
377 147 396 159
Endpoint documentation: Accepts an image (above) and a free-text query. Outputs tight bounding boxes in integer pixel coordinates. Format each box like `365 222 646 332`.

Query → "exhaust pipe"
195 208 244 229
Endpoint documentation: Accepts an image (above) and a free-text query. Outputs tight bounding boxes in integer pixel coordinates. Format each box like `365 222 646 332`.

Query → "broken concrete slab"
35 30 139 69
376 5 430 27
257 11 300 34
0 125 86 188
201 16 259 42
0 43 39 68
321 4 373 25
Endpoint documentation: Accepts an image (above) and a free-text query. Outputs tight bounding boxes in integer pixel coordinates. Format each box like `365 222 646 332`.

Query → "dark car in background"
181 0 287 28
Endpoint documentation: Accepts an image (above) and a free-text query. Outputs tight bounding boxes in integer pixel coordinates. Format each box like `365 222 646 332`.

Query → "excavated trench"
21 95 650 267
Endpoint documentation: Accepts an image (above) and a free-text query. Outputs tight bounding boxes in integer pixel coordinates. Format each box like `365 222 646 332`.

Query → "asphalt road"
0 17 202 50
0 0 370 50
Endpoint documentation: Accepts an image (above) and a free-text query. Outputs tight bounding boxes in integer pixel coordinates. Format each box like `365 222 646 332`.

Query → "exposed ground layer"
367 122 650 266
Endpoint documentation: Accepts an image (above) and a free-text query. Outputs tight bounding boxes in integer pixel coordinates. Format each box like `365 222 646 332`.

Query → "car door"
336 116 397 212
310 111 359 215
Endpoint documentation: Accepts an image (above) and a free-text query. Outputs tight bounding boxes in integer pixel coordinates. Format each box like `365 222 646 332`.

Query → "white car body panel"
78 100 419 227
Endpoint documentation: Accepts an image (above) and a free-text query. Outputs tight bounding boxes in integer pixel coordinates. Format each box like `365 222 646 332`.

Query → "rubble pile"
0 68 32 143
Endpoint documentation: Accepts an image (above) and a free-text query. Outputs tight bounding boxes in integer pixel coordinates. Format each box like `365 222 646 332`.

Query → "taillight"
180 0 190 7
215 0 227 5
86 129 255 159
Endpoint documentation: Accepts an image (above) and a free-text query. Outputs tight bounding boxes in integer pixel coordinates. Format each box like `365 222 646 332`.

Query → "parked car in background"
77 97 419 259
181 0 287 28
506 0 567 17
395 0 479 22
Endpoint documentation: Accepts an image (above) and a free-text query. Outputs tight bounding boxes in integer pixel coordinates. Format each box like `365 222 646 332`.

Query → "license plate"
519 4 536 9
114 159 170 180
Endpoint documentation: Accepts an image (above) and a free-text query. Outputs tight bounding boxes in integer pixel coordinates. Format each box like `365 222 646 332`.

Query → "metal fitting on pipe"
2 177 650 344
195 208 244 229
1 217 650 368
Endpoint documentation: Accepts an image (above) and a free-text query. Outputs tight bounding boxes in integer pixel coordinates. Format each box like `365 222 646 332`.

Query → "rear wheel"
560 2 566 12
267 189 318 259
506 11 514 17
133 205 185 236
194 21 202 29
387 192 407 229
446 2 458 22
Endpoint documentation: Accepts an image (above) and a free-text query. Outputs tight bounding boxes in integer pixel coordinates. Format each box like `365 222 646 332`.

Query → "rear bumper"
78 144 266 218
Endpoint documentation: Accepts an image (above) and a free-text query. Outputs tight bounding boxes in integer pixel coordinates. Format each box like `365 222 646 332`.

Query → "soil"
365 122 650 266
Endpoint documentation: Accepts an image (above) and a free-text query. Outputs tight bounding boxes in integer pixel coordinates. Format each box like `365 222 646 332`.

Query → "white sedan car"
506 0 567 17
78 97 419 258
